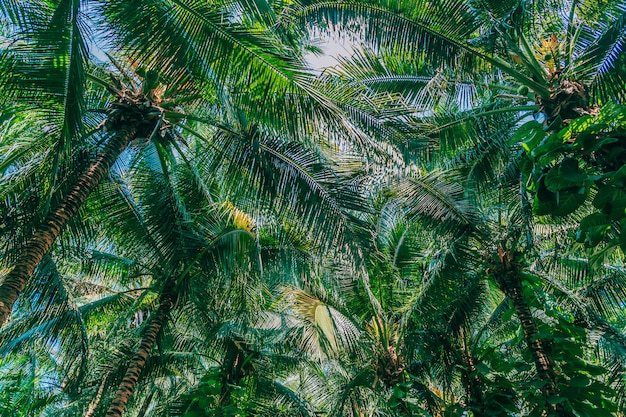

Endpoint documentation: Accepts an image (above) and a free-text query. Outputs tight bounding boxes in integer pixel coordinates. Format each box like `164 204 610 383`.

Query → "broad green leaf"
568 376 591 387
579 212 612 246
531 130 569 158
510 121 545 151
593 185 626 218
573 133 618 154
597 102 626 125
547 395 568 404
553 190 588 216
544 159 586 192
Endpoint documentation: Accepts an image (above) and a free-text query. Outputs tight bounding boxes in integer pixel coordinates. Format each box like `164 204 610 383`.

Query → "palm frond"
206 124 370 251
298 1 550 95
98 0 363 146
395 170 477 236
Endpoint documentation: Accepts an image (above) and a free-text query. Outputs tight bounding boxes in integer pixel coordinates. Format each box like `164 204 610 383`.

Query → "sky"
89 28 356 74
305 37 356 72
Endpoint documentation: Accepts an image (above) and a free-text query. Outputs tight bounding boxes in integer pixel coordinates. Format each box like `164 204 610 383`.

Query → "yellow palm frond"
221 201 256 234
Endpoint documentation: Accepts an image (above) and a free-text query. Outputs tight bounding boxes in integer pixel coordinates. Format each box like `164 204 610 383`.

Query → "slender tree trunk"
0 126 137 326
458 327 483 411
495 248 566 416
84 375 108 417
106 288 175 417
219 338 246 407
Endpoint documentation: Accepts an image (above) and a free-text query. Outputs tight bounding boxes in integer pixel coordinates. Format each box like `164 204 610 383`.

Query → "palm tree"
383 161 625 416
294 1 625 413
0 84 161 326
0 0 383 327
2 1 624 415
0 129 264 416
300 0 625 114
300 0 626 248
1 74 378 417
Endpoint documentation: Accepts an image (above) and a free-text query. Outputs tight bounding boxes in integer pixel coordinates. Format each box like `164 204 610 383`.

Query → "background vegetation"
0 0 624 416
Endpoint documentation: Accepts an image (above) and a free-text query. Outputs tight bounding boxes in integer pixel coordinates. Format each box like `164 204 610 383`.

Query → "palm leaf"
573 2 626 102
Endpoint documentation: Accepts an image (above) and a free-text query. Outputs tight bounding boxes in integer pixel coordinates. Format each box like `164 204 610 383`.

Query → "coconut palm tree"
0 0 388 328
2 1 624 415
0 130 262 416
1 72 377 416
378 157 625 416
300 0 625 115
299 0 626 250
293 1 625 412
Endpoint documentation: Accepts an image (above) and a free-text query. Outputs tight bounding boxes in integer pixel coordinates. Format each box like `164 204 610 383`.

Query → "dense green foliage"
0 0 625 416
518 104 626 257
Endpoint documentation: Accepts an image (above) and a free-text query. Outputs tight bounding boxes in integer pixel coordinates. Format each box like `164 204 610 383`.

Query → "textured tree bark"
106 288 174 417
0 126 137 327
219 338 246 407
495 248 567 416
458 327 483 410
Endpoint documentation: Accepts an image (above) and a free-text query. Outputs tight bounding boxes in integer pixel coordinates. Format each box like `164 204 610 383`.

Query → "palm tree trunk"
219 338 246 407
458 328 483 410
495 248 563 416
0 126 137 327
106 288 174 417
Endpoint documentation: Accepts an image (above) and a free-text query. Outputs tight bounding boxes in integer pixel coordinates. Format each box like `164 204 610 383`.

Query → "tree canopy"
0 0 625 416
